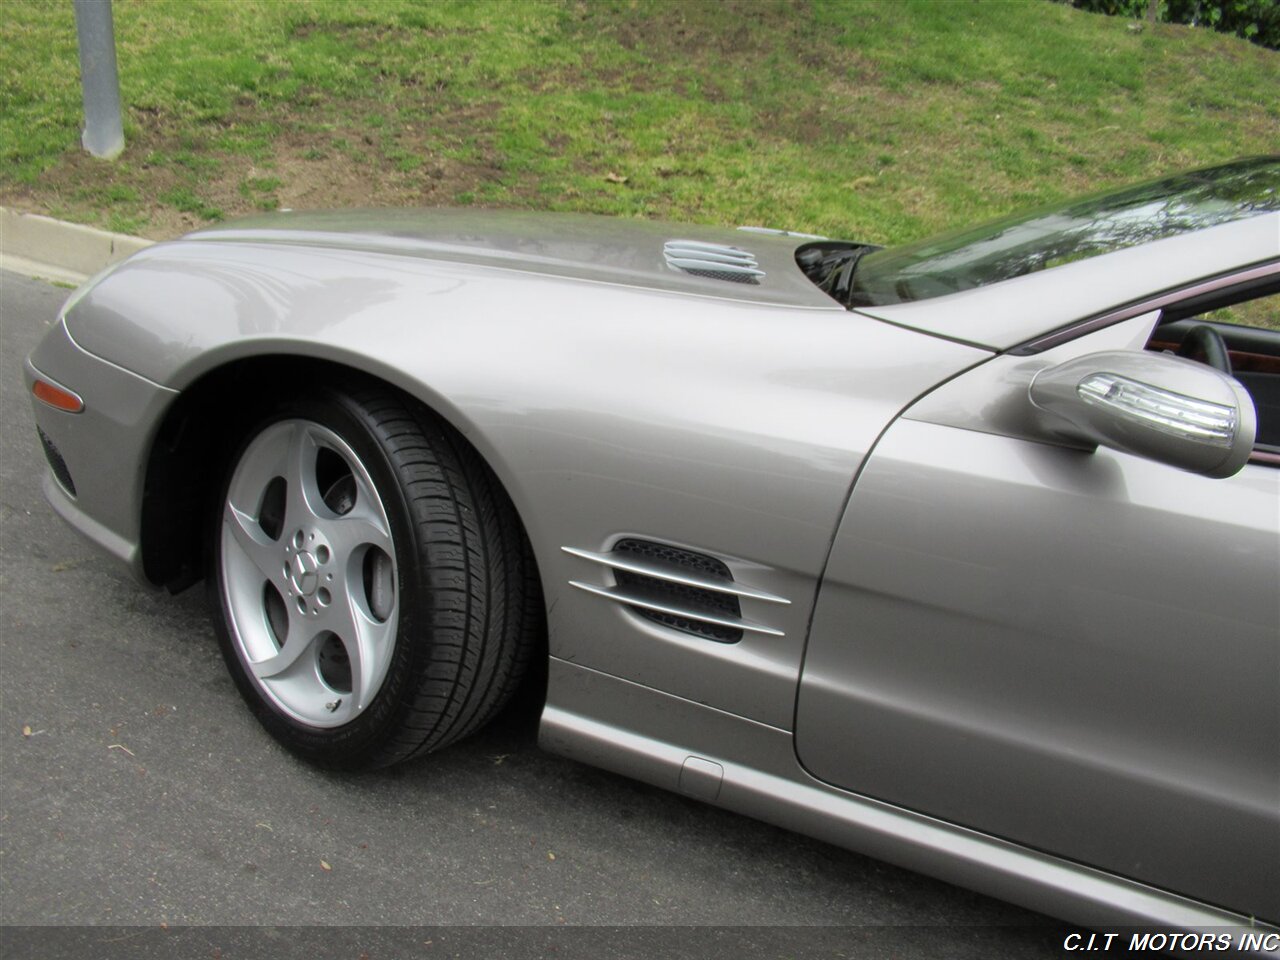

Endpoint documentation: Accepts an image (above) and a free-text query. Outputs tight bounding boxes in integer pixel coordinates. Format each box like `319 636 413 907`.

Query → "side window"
1148 290 1280 460
1203 293 1280 332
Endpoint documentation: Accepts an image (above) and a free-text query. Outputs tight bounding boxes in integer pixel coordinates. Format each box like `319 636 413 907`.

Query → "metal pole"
73 0 125 159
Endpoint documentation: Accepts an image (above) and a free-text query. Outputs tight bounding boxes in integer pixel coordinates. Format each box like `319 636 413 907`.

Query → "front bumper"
26 320 178 583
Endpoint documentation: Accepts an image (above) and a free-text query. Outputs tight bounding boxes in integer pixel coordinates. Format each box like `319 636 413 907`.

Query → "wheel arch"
139 353 547 626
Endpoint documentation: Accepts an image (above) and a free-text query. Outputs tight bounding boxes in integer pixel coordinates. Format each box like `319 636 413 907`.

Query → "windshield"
843 156 1280 309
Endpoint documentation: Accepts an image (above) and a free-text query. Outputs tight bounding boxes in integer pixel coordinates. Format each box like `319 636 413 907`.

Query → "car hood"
186 208 842 309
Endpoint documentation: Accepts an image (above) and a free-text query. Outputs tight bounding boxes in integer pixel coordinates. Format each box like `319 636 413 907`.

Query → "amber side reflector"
32 379 84 413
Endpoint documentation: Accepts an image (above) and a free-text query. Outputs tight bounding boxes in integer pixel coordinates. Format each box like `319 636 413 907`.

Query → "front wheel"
209 383 539 769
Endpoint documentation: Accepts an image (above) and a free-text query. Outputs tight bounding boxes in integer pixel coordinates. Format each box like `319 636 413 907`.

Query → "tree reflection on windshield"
848 157 1280 308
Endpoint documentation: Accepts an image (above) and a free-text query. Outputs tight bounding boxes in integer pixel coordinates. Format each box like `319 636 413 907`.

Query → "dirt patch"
1 96 515 240
270 113 506 214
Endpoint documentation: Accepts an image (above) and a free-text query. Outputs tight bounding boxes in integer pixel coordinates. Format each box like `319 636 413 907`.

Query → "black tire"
207 381 540 769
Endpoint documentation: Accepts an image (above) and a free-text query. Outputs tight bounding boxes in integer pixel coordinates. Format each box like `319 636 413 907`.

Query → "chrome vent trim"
568 582 784 638
663 239 765 283
561 546 790 605
562 541 788 642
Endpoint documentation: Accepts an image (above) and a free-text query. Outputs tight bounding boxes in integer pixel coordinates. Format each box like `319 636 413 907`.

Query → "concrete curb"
0 207 152 285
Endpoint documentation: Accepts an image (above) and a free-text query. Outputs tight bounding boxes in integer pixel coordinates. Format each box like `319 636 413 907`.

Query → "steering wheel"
1176 324 1233 376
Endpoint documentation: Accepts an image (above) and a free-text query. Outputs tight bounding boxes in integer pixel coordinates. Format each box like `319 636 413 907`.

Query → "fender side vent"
614 539 742 642
663 240 764 285
563 539 790 644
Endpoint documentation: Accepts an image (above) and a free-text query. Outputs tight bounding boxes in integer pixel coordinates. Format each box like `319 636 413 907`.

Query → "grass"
0 0 1276 242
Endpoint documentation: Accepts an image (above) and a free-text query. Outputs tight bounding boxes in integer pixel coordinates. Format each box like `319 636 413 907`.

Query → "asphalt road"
1 270 1068 958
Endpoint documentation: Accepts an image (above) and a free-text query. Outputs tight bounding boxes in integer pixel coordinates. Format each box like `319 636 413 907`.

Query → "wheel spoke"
326 507 394 560
322 584 395 711
249 615 316 680
225 424 289 511
282 421 324 530
224 502 286 588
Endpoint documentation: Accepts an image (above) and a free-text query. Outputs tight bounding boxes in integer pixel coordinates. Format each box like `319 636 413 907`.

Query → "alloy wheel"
219 418 398 728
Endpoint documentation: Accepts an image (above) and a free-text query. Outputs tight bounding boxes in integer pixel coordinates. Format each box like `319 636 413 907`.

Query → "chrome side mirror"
1029 351 1256 478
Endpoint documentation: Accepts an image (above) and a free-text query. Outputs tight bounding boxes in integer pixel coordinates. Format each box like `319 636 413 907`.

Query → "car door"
794 296 1280 921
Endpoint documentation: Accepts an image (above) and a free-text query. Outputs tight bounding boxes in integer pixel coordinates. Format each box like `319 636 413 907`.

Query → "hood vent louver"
563 539 789 643
663 240 765 285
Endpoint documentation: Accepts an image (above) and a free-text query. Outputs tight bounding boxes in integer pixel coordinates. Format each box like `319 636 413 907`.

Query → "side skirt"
539 656 1268 936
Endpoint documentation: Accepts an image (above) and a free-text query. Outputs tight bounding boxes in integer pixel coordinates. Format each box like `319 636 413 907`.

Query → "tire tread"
345 386 538 767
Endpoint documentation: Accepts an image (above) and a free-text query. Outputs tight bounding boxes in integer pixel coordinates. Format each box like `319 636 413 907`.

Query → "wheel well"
140 357 546 632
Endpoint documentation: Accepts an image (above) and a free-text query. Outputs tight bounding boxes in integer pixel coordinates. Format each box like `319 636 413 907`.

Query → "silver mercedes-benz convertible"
26 158 1279 937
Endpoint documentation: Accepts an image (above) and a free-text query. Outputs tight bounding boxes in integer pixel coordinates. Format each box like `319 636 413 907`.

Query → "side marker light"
32 380 84 413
